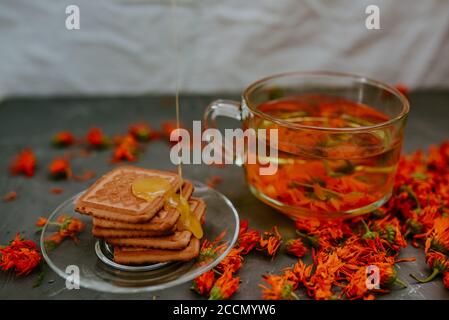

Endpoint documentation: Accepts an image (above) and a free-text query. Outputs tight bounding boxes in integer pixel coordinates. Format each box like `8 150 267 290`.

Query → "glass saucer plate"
40 181 239 294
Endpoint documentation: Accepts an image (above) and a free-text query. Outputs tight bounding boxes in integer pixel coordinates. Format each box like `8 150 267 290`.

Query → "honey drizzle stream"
131 0 203 239
130 1 202 239
171 0 202 238
171 0 183 184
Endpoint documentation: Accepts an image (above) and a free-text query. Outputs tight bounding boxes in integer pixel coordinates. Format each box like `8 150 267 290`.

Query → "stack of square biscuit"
75 166 205 265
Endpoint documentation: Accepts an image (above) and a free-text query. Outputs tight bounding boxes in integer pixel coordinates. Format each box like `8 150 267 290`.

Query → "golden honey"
132 177 203 238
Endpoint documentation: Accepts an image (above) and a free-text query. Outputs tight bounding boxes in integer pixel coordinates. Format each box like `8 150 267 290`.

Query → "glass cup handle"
203 99 243 165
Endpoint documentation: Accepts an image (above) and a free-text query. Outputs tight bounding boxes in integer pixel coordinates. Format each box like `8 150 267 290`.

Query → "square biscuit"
93 197 206 239
113 238 200 265
92 207 180 231
81 180 193 223
75 166 192 222
92 226 172 238
106 230 192 250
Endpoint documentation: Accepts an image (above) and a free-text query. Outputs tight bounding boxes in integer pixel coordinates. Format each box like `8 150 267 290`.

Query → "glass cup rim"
242 70 410 133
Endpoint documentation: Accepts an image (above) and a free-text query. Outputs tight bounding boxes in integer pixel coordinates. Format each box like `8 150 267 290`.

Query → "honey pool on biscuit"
131 176 203 239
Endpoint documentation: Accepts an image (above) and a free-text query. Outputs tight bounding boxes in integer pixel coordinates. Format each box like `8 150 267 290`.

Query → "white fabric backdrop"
1 0 449 96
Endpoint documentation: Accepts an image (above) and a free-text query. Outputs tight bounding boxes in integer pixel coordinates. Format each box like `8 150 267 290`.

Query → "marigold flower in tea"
192 269 215 296
209 268 240 300
0 233 41 276
246 95 399 217
10 148 36 177
260 274 298 300
49 158 72 179
52 131 75 147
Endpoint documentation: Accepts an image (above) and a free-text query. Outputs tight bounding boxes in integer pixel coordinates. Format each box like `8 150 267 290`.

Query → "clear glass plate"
40 181 239 294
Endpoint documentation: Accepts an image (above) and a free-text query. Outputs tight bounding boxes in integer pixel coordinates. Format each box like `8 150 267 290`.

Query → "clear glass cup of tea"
204 71 409 219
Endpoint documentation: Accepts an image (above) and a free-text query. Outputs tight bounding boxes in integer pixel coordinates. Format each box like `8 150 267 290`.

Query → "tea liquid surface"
246 95 401 216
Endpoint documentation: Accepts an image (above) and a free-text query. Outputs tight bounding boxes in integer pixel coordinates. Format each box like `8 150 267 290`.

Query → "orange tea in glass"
204 72 409 219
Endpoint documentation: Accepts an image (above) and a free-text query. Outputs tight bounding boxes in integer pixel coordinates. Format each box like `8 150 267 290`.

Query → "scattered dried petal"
3 191 17 202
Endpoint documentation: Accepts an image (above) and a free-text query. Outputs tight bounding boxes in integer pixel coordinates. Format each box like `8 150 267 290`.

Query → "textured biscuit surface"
72 166 205 265
76 166 181 216
92 208 180 231
94 197 205 239
113 238 200 264
92 226 172 238
106 231 192 249
75 167 196 223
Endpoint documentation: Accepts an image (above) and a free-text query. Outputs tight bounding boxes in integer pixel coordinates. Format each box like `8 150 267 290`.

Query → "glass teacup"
204 71 409 219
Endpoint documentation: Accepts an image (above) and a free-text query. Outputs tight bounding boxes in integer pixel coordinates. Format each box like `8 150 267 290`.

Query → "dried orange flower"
259 141 449 299
285 238 307 258
86 127 109 149
425 217 449 255
36 217 48 227
260 274 298 300
129 123 159 142
192 269 215 296
112 135 139 163
237 220 260 255
206 176 223 189
161 121 179 141
343 267 370 300
289 260 313 287
52 131 75 147
50 187 64 195
0 233 41 276
10 148 36 177
37 215 85 250
258 226 282 257
3 191 17 202
379 263 407 288
215 248 244 273
411 251 449 283
305 251 342 300
49 158 72 179
198 230 227 264
443 272 449 289
209 268 240 300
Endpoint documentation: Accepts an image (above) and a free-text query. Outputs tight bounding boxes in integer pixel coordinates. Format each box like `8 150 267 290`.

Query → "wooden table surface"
1 91 449 300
